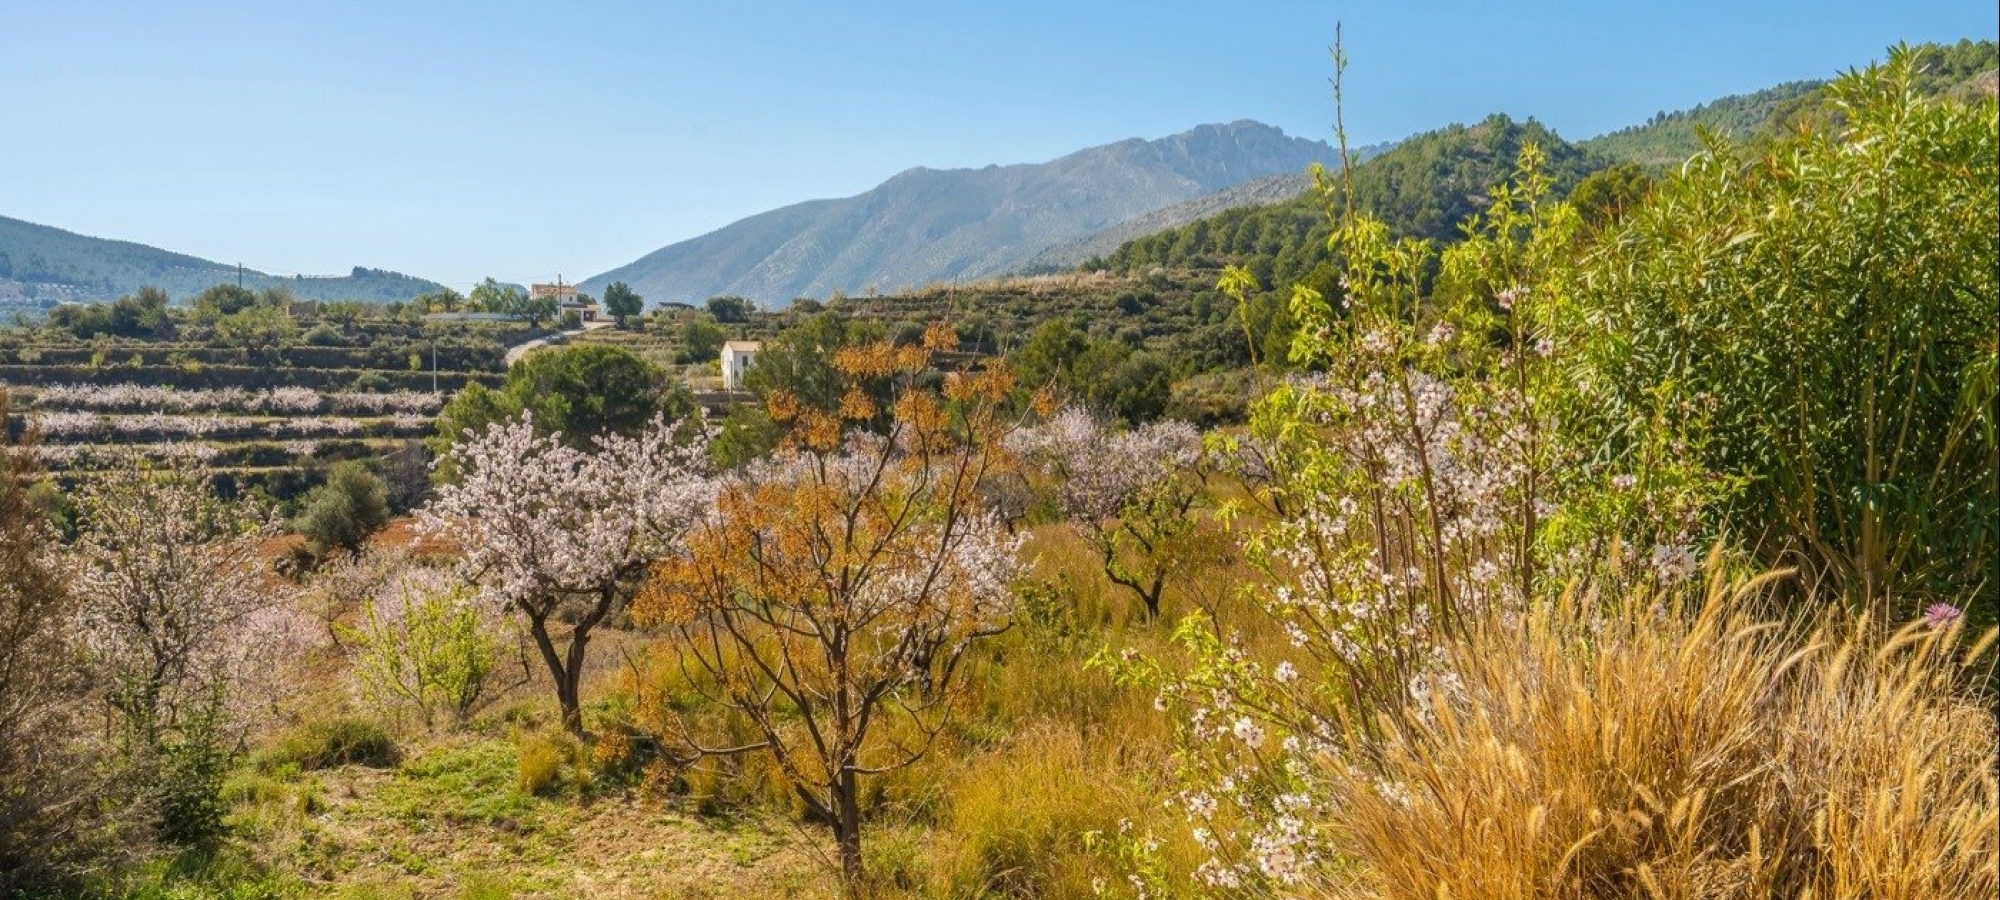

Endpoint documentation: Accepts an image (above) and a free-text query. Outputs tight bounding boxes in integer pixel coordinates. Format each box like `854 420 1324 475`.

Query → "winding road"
503 321 612 367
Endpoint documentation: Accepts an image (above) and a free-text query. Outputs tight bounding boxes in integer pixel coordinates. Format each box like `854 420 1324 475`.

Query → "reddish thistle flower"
1923 603 1963 629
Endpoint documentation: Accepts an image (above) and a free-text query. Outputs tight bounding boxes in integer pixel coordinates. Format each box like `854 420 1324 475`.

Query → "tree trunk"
522 587 619 739
524 614 586 737
834 766 864 895
559 618 592 737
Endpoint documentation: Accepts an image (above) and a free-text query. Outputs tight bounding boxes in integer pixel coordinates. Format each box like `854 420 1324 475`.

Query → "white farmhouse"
721 340 761 390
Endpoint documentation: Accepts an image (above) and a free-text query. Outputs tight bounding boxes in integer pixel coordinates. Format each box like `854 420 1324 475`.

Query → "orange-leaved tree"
632 322 1022 892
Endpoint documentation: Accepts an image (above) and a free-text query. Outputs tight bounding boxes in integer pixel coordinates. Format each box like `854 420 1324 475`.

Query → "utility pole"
236 263 243 289
431 340 438 394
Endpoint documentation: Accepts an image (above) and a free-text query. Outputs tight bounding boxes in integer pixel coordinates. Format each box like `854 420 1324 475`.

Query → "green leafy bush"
293 461 392 555
1554 47 1999 612
342 569 505 732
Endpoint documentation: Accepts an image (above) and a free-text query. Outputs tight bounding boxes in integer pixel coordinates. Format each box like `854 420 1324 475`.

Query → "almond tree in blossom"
71 459 299 743
69 455 311 841
1109 146 1715 896
633 324 1022 892
419 413 712 735
1009 406 1212 618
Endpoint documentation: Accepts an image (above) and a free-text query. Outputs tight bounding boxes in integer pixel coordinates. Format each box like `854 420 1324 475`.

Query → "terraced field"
0 320 524 498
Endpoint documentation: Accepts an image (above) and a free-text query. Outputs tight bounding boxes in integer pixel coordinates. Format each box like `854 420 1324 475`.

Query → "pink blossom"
1923 603 1963 629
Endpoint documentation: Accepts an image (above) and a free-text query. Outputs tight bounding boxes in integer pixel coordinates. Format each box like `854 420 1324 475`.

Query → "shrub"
0 394 122 888
293 461 392 555
1555 49 1999 610
514 733 569 797
349 370 392 393
151 695 235 845
343 567 505 732
259 718 399 772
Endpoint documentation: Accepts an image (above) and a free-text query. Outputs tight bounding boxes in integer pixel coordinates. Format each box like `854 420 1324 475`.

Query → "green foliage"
680 315 727 362
466 278 523 315
1581 79 1829 168
211 304 301 347
704 295 752 323
194 283 262 318
601 281 643 327
1009 317 1174 424
708 402 784 469
42 286 177 340
150 690 235 845
342 575 503 732
83 843 303 900
293 462 392 555
739 311 884 410
431 343 695 454
1566 162 1654 228
1554 48 2000 611
379 741 536 825
1350 114 1601 242
415 287 464 313
320 300 368 330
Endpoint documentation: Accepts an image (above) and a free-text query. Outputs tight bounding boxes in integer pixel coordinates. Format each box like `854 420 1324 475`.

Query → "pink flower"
1923 603 1963 629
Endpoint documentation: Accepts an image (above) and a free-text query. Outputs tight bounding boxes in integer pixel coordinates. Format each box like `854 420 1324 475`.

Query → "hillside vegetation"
1103 40 1996 290
0 42 1994 900
0 214 447 308
0 293 518 506
1581 38 1996 167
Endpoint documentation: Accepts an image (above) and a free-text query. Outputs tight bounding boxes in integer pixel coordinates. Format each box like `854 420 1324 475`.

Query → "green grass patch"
375 741 538 827
257 719 399 773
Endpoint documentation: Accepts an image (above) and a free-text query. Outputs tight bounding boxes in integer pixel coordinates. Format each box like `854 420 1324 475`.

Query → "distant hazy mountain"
0 215 446 304
582 121 1340 306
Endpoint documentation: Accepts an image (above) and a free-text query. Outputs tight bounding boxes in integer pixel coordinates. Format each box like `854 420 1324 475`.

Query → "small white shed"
721 340 761 390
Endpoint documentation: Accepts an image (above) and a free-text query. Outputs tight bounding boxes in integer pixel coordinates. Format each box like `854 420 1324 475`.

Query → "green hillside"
1097 40 1997 292
1579 80 1826 168
1099 114 1601 287
0 215 447 307
1582 39 1996 168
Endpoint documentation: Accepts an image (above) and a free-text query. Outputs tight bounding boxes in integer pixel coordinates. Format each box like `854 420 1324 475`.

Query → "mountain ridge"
581 120 1340 306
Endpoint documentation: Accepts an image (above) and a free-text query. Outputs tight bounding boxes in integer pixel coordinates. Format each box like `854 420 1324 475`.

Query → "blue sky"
2 1 1991 291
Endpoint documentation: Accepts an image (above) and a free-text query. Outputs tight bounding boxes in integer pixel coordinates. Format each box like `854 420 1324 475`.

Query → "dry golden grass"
1311 569 1999 900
